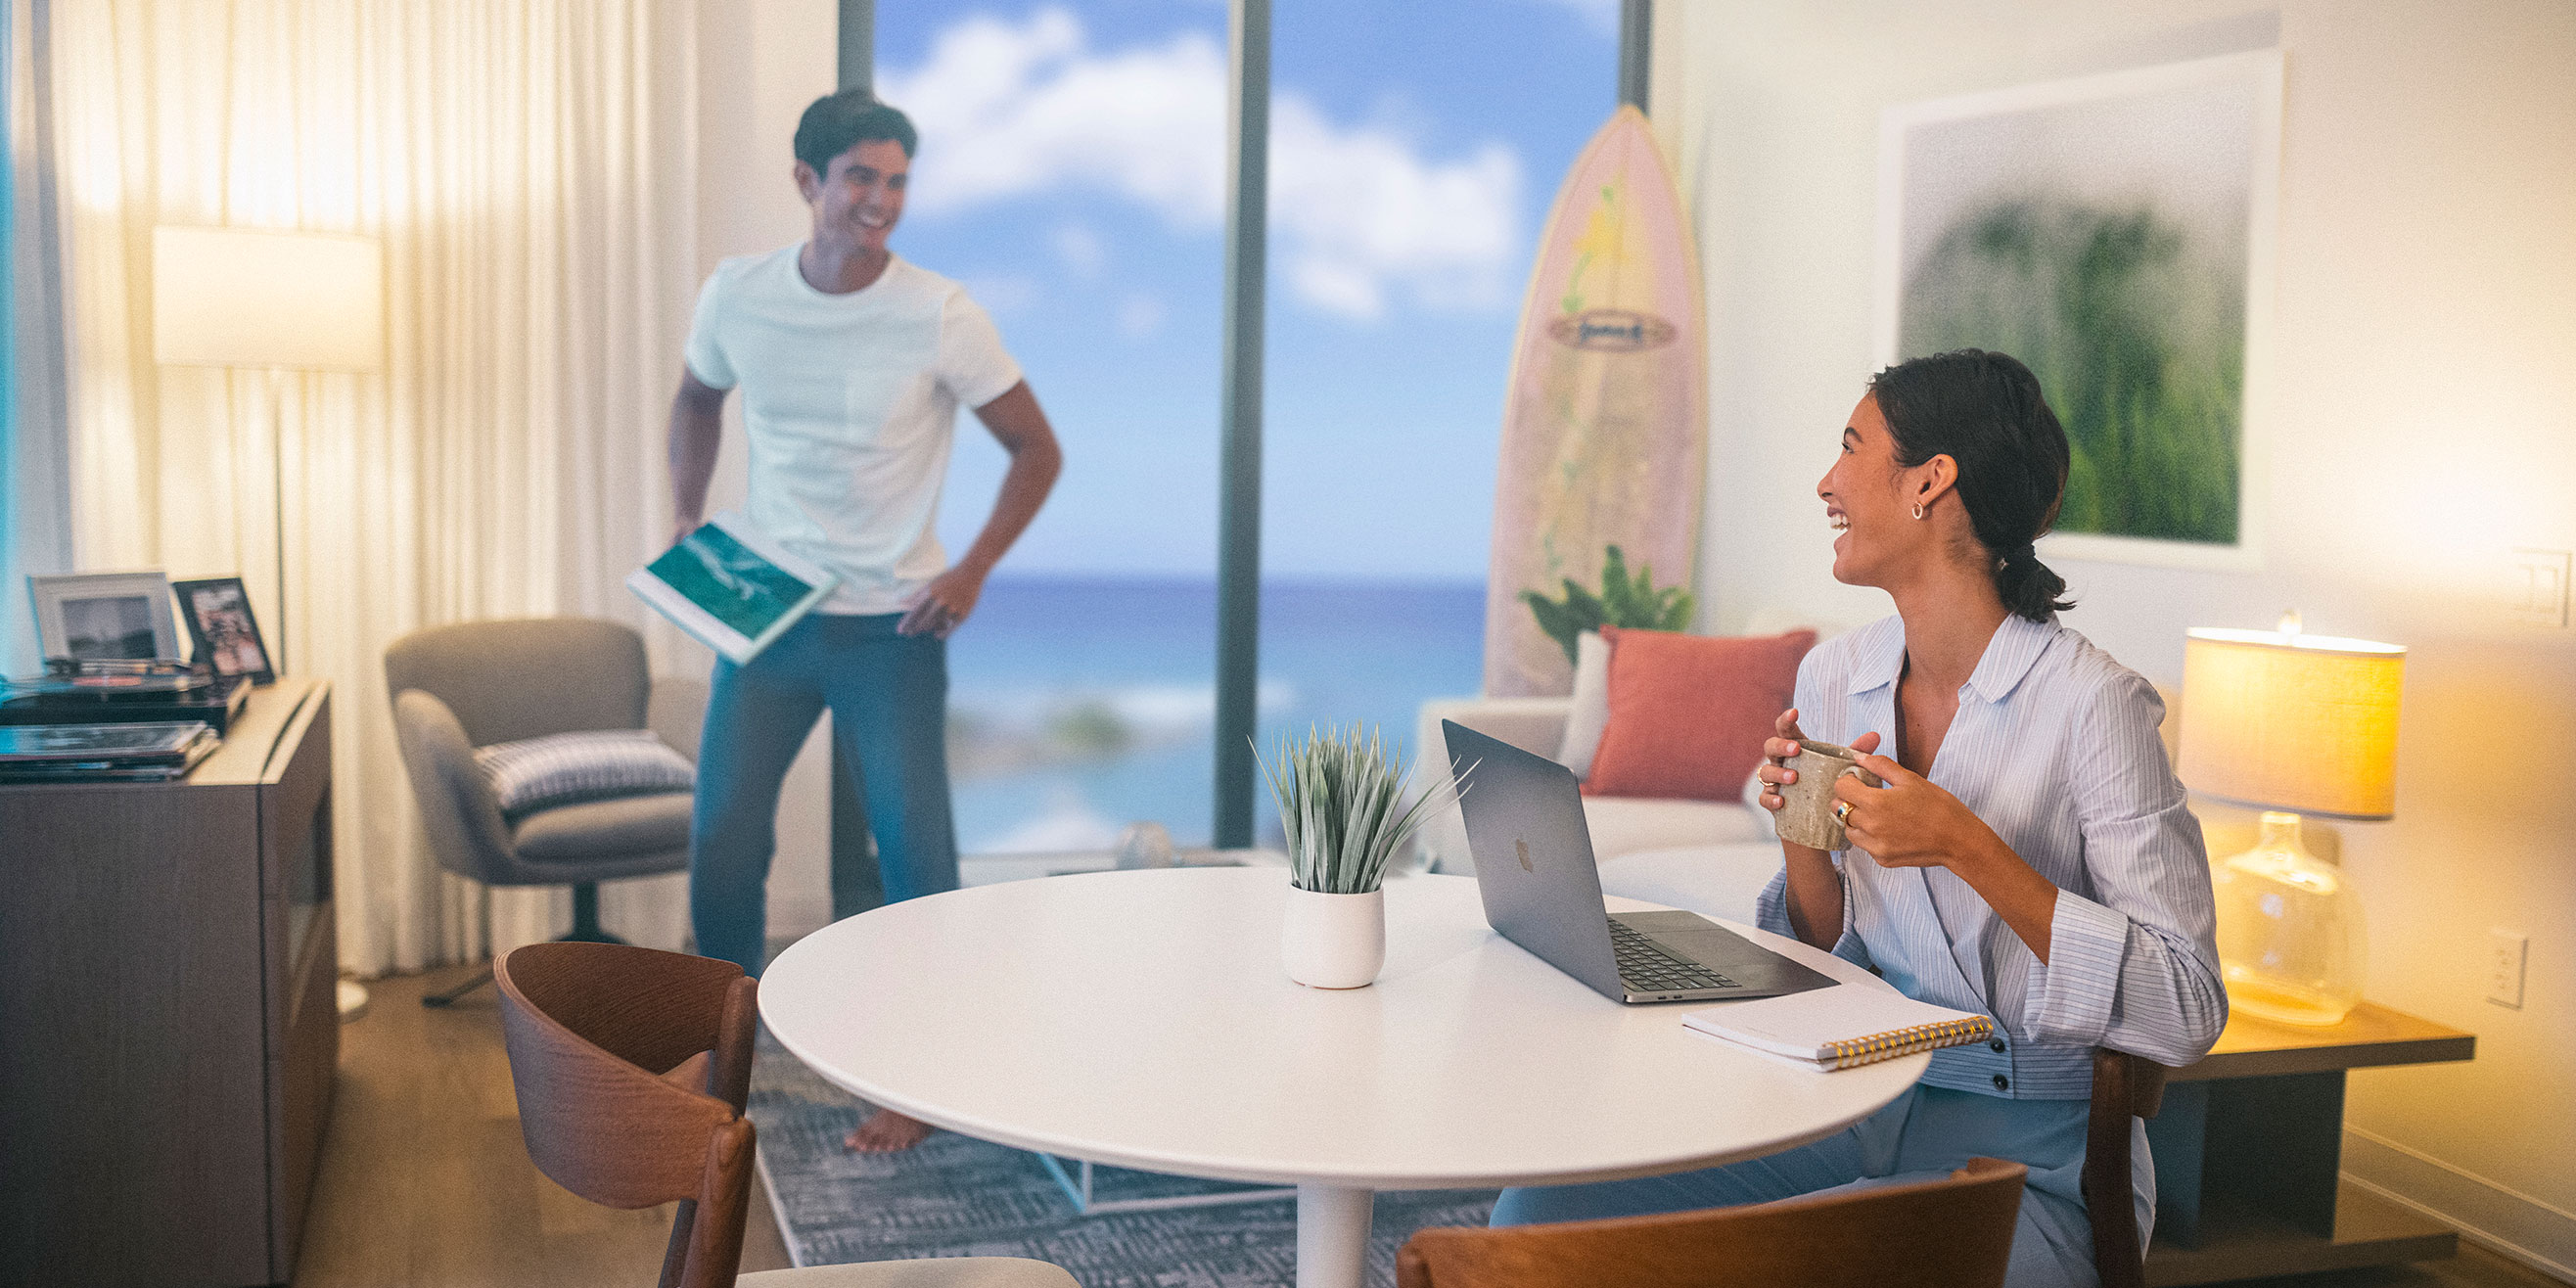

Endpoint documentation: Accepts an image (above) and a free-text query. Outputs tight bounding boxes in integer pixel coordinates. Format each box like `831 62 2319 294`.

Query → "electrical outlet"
2511 549 2571 626
2487 930 2528 1009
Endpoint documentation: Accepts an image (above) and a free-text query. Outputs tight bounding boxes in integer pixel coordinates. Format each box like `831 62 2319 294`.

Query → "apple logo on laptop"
1515 838 1535 873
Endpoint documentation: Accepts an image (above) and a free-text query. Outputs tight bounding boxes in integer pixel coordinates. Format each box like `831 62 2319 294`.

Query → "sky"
892 0 1621 581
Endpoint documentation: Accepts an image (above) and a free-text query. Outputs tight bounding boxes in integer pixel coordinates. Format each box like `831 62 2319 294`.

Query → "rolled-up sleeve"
2020 675 2230 1067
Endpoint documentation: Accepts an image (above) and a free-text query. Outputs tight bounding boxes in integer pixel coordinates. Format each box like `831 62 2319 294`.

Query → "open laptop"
1444 719 1835 1005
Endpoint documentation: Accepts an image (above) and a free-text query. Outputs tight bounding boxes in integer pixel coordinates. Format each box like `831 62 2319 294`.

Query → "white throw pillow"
1557 630 1613 780
474 728 695 819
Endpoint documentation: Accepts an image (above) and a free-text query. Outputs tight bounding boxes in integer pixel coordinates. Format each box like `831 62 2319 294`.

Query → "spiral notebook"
1683 985 1996 1071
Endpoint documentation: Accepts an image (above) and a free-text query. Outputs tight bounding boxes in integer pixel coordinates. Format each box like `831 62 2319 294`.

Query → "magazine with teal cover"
625 512 839 664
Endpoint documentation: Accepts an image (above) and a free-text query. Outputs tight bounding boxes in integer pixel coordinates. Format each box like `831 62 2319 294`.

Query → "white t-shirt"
683 248 1024 614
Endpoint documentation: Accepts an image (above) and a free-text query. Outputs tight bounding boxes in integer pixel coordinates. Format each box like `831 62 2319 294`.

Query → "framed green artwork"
1874 50 2281 571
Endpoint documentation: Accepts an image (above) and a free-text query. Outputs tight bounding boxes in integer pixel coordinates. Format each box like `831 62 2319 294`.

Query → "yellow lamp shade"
2179 627 2405 819
152 226 384 372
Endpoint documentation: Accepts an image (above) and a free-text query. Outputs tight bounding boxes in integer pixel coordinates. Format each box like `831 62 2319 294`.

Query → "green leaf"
1560 578 1606 628
1256 723 1467 894
1520 589 1581 665
1659 589 1695 632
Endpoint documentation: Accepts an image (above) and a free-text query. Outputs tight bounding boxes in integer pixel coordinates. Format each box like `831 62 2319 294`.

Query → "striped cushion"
474 729 694 819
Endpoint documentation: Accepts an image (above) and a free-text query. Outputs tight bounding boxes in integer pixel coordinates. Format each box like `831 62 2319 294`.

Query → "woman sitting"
1490 348 2227 1288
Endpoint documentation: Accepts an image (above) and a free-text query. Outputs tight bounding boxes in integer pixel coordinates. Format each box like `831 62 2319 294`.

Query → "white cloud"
1531 0 1619 36
1116 294 1166 338
1051 222 1107 278
960 272 1041 315
879 9 1521 320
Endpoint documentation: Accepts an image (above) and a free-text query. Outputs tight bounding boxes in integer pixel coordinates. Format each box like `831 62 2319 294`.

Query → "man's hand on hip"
898 565 988 639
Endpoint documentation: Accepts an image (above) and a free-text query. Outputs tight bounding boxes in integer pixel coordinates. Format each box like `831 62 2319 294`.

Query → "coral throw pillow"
1582 626 1817 801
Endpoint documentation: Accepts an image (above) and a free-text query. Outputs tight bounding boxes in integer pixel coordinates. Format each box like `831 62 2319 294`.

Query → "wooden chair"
494 941 1077 1288
1395 1156 2028 1288
2087 1047 2174 1288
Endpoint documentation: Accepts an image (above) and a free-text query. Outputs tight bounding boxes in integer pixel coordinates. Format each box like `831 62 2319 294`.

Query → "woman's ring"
1833 800 1855 824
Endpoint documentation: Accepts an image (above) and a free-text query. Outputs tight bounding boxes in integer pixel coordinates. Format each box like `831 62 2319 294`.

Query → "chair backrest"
494 942 759 1288
2087 1047 2173 1288
384 617 650 748
1396 1157 2028 1288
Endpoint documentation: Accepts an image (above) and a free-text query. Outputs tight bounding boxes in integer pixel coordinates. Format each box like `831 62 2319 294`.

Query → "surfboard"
1483 106 1707 697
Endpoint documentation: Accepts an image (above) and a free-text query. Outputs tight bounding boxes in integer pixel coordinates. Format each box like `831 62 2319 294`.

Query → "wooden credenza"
0 680 337 1288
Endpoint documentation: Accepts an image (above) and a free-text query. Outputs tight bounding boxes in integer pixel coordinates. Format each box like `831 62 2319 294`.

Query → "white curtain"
33 0 702 975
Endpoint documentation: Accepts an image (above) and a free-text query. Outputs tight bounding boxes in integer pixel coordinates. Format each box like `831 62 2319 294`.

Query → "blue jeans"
1491 1084 2152 1288
689 613 958 976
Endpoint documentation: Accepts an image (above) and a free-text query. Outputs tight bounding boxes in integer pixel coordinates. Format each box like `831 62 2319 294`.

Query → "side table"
2145 1001 2475 1285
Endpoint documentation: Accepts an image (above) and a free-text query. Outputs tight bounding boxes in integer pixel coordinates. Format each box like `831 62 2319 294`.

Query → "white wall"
1658 0 2576 1272
692 0 841 943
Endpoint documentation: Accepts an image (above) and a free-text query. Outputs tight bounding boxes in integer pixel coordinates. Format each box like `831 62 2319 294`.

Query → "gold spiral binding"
1822 1016 1998 1071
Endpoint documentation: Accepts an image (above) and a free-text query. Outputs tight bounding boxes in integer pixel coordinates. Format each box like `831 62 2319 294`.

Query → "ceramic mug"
1774 738 1886 851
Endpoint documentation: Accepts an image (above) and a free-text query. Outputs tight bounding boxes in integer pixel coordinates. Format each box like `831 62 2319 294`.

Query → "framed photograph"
172 576 276 684
1874 50 2282 571
28 572 185 664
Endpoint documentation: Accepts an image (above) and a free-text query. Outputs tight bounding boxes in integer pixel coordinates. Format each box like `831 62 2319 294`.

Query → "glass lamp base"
2220 964 2358 1027
2211 811 2366 1028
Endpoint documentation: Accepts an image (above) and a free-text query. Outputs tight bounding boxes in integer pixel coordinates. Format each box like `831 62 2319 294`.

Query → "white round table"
759 868 1925 1288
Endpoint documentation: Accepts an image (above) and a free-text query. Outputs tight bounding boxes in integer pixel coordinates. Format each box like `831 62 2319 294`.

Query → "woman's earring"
1911 502 1926 520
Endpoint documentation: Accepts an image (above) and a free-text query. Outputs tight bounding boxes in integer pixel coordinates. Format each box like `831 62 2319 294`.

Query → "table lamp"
154 226 383 1021
2179 615 2405 1027
152 226 385 677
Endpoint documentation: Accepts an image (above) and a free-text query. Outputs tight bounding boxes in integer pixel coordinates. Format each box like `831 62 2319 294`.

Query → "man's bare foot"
845 1109 934 1153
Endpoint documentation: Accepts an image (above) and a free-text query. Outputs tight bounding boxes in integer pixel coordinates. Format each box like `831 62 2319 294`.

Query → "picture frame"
171 576 277 685
28 572 186 664
1874 49 2282 572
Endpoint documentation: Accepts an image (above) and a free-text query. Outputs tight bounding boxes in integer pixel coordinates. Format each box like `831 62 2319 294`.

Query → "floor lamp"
152 226 385 1018
151 226 385 678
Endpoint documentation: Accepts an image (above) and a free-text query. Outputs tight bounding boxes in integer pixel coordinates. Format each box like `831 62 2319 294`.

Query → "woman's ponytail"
1996 542 2072 622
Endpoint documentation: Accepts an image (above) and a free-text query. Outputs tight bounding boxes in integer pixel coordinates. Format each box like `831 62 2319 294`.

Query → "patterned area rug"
749 1029 1498 1286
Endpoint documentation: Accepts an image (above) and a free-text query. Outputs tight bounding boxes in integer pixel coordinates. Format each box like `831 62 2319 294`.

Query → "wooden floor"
292 963 2563 1288
292 963 793 1288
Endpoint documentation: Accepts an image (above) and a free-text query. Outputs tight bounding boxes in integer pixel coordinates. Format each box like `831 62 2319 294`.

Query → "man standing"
668 90 1062 1152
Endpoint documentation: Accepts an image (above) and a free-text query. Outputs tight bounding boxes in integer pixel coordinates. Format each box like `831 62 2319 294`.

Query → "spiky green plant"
1258 724 1462 895
1520 544 1695 667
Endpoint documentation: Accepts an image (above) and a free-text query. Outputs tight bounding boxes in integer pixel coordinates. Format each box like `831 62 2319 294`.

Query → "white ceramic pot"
1281 886 1386 989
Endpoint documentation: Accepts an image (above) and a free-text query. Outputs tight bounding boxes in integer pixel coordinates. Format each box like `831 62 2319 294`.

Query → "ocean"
945 575 1490 852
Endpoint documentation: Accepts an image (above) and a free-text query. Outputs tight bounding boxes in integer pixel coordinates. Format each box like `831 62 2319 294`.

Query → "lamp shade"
152 226 384 371
2178 627 2405 819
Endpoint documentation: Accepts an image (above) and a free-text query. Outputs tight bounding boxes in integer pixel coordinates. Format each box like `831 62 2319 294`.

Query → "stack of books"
0 721 222 784
0 668 251 735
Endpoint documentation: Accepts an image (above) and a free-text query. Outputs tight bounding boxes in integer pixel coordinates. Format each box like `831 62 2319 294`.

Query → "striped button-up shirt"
1754 612 2228 1099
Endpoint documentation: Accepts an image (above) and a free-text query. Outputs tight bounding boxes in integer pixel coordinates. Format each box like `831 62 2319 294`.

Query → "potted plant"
1259 724 1457 989
1519 543 1695 666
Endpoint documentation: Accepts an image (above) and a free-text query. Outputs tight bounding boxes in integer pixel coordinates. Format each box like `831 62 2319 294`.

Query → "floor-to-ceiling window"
1253 1 1616 849
879 2 1615 854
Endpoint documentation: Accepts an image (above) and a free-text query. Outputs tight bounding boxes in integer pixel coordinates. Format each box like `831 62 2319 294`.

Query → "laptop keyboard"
1608 919 1740 992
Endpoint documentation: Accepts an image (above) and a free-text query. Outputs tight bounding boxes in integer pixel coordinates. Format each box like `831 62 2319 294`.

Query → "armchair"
387 618 698 1007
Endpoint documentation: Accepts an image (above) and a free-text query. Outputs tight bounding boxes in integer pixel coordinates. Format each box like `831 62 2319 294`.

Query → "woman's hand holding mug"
1756 708 1881 816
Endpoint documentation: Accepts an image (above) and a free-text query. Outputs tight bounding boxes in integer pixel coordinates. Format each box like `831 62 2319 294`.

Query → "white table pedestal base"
1035 1152 1297 1217
1296 1183 1374 1288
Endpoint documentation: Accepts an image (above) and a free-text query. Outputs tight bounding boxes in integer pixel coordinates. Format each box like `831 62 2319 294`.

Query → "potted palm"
1259 724 1457 989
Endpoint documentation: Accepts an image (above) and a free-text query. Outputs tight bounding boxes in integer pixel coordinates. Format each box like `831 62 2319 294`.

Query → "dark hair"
793 90 918 171
1867 348 2074 621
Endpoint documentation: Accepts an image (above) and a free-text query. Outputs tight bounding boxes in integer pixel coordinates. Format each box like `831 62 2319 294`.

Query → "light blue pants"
1491 1084 2152 1288
689 613 958 976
